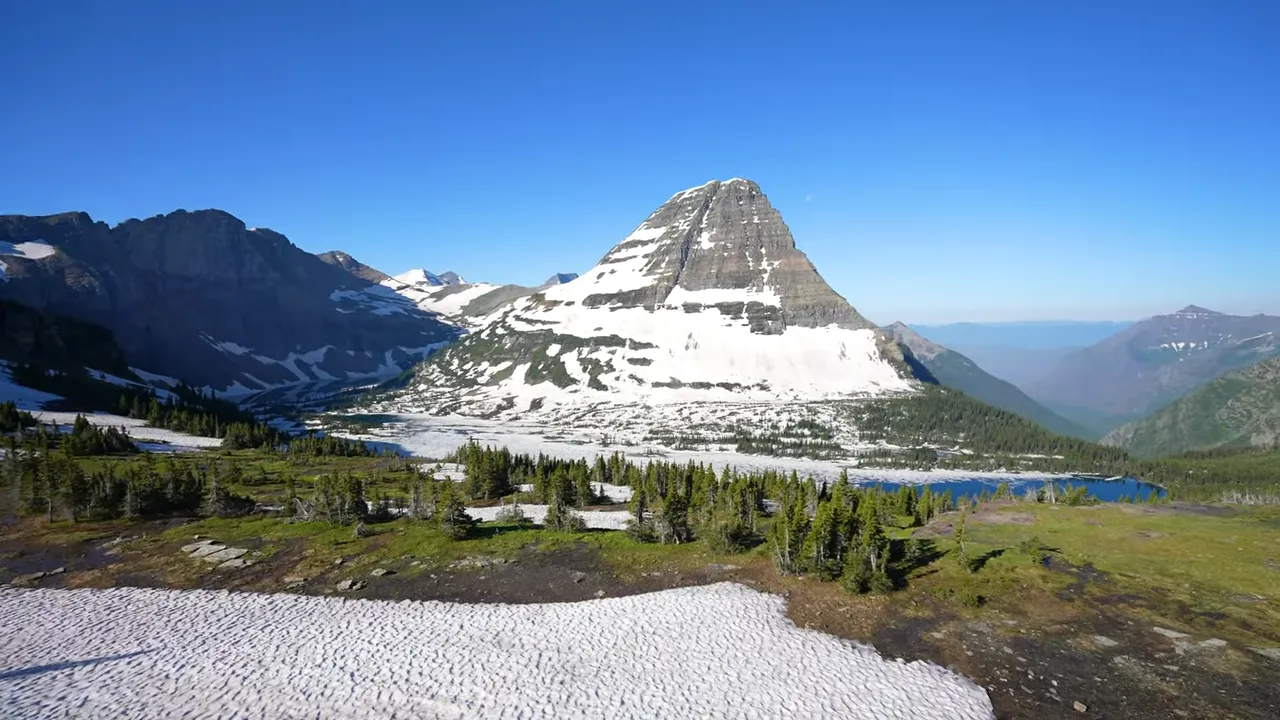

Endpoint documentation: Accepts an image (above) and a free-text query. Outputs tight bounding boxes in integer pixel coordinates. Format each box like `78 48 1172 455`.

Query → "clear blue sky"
3 1 1278 323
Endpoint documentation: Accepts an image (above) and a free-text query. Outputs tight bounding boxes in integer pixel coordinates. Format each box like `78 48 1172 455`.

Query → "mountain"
0 298 134 378
316 251 390 284
905 320 1133 388
886 323 1092 438
371 178 927 418
1026 306 1280 434
542 272 579 287
1102 356 1280 457
0 210 462 394
392 269 466 287
380 271 536 327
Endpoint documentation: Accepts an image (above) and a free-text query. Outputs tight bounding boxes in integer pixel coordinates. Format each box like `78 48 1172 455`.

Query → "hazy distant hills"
1026 306 1280 435
906 321 1133 388
1103 355 1280 457
887 323 1093 438
908 320 1134 349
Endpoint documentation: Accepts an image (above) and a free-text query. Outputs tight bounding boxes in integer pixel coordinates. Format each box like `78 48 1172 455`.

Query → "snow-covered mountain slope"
369 179 926 419
379 265 555 327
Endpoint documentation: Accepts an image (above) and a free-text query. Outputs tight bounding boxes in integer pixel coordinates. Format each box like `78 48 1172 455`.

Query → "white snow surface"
0 241 58 281
382 277 505 322
0 362 62 409
0 585 993 719
328 284 419 316
130 367 180 388
0 240 57 260
31 411 223 451
467 503 632 529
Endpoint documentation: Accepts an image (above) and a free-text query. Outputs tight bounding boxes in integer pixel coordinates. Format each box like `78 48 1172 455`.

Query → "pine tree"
954 511 972 572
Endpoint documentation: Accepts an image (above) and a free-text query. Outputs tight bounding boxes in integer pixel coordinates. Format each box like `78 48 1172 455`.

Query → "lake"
862 476 1164 503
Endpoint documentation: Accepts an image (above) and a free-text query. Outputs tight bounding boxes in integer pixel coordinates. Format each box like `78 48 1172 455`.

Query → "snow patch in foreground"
0 585 993 719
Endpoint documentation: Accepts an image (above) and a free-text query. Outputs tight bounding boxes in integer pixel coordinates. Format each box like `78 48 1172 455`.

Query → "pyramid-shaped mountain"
379 179 928 416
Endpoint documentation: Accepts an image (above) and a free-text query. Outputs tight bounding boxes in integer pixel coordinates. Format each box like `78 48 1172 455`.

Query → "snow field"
341 413 1074 486
0 585 994 719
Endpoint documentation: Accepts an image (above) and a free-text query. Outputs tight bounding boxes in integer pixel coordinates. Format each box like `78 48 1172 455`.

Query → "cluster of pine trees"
767 475 956 592
8 363 291 450
848 389 1131 471
6 416 137 457
288 470 476 539
449 442 630 504
1129 447 1280 501
448 442 963 597
0 445 254 522
0 401 36 433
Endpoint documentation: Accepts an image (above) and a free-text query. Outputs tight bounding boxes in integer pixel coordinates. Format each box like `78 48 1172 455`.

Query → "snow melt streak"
0 585 993 719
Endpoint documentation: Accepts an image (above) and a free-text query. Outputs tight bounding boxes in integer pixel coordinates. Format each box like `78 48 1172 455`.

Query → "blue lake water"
862 476 1165 503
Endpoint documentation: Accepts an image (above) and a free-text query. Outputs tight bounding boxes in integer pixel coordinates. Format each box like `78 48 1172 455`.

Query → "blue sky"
3 1 1278 323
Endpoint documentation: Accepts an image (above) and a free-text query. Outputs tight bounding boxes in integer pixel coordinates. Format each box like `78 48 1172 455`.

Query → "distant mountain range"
886 323 1092 438
901 320 1132 390
908 320 1134 349
1025 306 1280 434
1103 355 1280 457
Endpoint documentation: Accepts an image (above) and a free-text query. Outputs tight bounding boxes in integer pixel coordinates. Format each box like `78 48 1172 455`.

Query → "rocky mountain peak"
1172 305 1223 318
886 322 945 361
542 272 579 287
375 178 927 418
394 269 466 288
553 178 877 334
317 251 391 284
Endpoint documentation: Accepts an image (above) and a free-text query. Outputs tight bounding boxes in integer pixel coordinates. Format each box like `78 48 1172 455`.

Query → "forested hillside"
1104 357 1280 457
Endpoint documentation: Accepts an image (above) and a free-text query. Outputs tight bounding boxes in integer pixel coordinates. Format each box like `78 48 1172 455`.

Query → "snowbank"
0 362 62 410
31 410 224 451
467 503 631 530
515 482 633 503
0 585 993 719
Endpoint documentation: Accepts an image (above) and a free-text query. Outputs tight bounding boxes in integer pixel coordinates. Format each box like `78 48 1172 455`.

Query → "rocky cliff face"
577 179 878 327
371 179 928 417
0 210 462 393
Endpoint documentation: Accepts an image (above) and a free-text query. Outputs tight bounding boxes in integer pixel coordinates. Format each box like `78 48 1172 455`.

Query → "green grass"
953 503 1280 642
